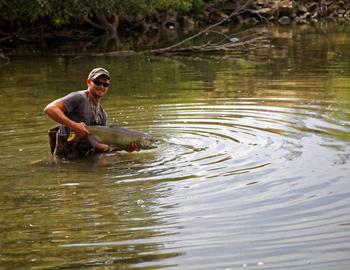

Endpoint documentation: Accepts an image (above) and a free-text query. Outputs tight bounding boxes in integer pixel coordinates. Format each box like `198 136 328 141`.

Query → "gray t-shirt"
59 90 107 135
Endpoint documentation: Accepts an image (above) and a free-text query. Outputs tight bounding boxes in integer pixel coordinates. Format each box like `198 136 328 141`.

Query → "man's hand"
94 143 109 152
44 100 90 138
73 122 89 137
95 143 122 153
126 142 141 152
95 142 141 153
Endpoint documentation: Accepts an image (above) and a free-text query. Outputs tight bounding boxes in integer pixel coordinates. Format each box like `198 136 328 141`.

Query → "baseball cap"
88 67 111 80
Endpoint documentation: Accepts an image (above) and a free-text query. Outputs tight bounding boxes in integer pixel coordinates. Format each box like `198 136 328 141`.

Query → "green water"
1 24 350 269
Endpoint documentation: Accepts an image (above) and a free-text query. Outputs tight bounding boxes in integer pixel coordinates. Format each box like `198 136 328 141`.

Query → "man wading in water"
44 67 139 159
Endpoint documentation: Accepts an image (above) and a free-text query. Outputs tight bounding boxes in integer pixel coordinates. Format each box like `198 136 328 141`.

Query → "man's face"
87 76 110 98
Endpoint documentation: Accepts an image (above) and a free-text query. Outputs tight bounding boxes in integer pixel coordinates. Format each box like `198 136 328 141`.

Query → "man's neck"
87 91 100 105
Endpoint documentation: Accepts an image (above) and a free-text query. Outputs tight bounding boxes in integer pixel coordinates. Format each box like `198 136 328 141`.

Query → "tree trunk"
84 14 120 36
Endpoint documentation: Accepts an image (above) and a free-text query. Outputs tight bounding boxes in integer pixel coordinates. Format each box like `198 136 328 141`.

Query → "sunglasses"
92 80 109 88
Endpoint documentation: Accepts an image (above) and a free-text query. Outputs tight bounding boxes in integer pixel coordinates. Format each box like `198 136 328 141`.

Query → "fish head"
139 135 158 149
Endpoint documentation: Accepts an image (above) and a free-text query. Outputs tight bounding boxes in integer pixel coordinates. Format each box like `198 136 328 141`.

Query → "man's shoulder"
61 90 87 102
66 90 87 98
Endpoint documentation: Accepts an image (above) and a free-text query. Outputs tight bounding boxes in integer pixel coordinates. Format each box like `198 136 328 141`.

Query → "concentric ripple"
97 97 350 269
1 44 350 269
110 98 350 185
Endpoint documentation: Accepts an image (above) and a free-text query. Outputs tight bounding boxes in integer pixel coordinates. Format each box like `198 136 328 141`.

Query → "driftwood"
149 0 260 55
94 29 267 57
151 29 267 55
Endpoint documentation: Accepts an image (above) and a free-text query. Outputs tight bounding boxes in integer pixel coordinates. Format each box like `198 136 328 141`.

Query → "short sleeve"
60 91 85 114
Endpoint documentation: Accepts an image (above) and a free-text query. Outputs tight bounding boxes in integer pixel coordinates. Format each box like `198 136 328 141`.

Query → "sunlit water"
1 24 350 269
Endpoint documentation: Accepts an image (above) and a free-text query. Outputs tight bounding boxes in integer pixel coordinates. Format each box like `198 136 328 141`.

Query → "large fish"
87 125 157 150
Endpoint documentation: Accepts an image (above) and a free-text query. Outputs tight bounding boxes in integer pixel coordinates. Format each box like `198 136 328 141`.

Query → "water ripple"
2 96 350 269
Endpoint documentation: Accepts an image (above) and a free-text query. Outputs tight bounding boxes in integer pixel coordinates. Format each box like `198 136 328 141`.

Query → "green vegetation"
1 0 348 54
0 0 209 33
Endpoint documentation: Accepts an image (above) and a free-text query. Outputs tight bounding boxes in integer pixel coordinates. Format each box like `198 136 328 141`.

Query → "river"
0 23 350 270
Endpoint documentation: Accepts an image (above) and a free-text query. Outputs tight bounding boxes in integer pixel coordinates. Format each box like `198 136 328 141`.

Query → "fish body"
87 125 157 150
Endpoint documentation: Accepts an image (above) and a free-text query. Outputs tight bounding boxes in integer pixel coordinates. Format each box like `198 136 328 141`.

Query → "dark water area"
0 24 350 269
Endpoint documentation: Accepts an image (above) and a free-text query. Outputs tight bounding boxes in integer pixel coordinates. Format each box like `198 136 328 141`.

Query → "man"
44 67 138 159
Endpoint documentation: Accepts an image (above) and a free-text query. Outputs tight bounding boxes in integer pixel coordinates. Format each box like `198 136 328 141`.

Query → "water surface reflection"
0 24 350 269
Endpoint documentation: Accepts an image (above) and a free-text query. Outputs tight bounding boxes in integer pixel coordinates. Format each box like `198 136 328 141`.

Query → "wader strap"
48 126 60 154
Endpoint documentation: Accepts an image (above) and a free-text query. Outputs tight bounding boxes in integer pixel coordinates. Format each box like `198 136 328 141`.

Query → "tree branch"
59 0 268 57
83 16 106 31
150 0 254 54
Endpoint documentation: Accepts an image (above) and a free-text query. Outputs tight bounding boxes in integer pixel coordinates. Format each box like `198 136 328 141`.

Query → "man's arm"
44 99 89 137
94 143 140 153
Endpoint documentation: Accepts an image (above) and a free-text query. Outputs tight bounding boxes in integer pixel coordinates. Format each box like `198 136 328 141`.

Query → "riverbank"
212 0 350 25
0 0 349 56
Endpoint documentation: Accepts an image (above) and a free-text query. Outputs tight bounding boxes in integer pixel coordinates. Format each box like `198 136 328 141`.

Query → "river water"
1 24 350 269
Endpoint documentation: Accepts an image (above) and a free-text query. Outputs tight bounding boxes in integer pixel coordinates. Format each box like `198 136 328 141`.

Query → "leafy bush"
0 0 209 28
